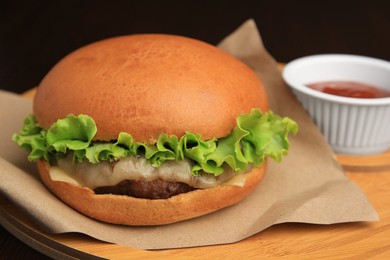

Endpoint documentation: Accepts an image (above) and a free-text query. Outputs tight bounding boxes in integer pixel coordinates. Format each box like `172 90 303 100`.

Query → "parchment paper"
0 19 378 250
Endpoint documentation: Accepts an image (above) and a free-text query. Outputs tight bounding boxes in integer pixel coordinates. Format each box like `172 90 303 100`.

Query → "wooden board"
337 151 390 172
0 89 389 259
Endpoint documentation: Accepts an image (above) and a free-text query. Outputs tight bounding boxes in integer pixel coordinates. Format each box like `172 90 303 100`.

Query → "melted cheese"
50 156 247 189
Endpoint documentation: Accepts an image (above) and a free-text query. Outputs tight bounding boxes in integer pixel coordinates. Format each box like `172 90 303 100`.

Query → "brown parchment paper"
0 19 378 250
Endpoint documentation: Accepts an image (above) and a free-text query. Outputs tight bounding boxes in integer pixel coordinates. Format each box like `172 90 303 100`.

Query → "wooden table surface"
0 91 389 259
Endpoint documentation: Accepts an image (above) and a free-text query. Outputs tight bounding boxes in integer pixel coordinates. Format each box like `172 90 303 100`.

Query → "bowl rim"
282 54 390 106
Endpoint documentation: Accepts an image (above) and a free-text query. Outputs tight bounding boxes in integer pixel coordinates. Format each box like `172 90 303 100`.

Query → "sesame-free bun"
33 34 268 142
37 159 267 225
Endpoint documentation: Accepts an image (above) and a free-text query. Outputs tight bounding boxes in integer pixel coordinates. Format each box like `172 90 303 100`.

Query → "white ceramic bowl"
283 54 390 154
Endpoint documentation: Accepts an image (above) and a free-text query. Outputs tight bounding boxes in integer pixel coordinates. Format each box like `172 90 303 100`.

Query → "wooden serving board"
337 151 390 172
0 89 389 259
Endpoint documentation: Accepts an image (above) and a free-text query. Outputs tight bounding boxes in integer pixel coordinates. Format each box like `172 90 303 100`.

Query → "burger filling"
50 154 249 199
13 108 298 199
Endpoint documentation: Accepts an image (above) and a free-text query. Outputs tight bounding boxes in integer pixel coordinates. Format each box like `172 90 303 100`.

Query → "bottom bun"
37 159 267 226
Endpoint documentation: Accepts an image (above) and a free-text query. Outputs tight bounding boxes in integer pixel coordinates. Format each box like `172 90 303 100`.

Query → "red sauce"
306 81 390 98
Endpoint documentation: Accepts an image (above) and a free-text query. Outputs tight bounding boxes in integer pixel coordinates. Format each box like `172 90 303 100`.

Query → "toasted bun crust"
33 34 268 142
37 159 267 225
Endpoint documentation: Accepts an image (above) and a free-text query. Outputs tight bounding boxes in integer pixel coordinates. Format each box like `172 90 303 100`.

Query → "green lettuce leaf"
12 115 50 161
12 109 298 176
46 114 97 153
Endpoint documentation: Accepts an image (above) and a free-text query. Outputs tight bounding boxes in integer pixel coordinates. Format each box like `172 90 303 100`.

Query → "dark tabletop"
1 0 390 259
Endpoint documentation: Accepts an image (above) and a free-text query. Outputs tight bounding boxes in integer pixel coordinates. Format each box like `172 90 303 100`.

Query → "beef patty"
94 179 196 199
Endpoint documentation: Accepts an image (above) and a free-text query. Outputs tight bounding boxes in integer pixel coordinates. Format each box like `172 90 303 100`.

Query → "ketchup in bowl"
306 81 390 98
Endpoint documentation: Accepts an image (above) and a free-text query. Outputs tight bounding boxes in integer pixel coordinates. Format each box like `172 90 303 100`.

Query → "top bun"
33 34 268 142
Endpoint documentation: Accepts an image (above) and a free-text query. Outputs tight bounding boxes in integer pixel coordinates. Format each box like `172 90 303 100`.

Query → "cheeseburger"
13 34 297 225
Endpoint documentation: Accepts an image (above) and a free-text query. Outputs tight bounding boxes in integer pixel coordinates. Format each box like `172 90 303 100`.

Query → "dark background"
0 0 390 259
1 0 390 94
